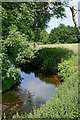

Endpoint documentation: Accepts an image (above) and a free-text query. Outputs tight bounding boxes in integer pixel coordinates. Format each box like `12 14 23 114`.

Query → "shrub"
58 54 78 80
2 25 35 92
3 25 35 65
1 53 21 92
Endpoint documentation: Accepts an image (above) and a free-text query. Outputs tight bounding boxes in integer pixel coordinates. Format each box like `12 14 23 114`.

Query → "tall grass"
31 47 73 73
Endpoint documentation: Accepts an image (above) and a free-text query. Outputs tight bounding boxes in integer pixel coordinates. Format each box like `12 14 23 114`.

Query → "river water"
2 70 61 118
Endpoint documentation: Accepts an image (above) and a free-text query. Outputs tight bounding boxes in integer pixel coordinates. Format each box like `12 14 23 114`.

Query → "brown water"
2 70 61 118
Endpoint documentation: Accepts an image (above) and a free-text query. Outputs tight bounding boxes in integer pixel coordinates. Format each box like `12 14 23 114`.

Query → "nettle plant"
58 55 78 80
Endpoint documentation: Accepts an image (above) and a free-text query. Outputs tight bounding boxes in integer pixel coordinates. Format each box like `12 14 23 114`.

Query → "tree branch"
69 6 80 35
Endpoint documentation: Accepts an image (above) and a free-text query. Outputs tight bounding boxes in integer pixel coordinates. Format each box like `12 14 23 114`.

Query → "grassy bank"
11 44 78 119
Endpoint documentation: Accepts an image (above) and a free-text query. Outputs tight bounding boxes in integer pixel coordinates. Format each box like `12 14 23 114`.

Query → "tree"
2 2 66 41
49 24 78 44
40 30 49 44
49 1 80 41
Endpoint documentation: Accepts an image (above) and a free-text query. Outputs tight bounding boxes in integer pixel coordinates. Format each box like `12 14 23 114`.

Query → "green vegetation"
36 24 78 45
2 2 51 40
2 1 79 119
12 45 78 119
2 2 65 41
39 30 49 44
44 43 78 52
31 47 73 73
49 24 78 44
58 54 78 80
2 2 66 92
2 25 35 92
2 2 66 93
28 24 78 45
1 53 21 92
4 25 35 65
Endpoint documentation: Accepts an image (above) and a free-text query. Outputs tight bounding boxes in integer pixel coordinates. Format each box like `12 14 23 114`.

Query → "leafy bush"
2 23 37 92
1 53 21 92
58 54 78 80
39 30 49 44
3 25 35 65
2 25 35 92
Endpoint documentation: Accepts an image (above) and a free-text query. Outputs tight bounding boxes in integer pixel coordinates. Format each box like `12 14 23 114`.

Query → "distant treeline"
38 24 78 44
49 24 78 44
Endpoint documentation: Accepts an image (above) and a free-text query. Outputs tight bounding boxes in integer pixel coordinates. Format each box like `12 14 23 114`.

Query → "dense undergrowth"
1 53 21 92
2 25 35 92
11 47 78 119
31 47 73 74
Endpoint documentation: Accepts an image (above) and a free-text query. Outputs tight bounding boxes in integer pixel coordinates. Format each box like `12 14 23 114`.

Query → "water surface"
2 71 61 118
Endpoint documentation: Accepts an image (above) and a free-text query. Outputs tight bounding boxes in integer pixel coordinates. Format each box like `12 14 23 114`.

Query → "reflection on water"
2 71 61 118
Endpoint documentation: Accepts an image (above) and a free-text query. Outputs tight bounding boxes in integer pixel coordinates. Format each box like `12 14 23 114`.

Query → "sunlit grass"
38 43 78 52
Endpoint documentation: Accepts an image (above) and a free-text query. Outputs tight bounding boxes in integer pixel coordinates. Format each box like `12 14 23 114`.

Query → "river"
2 70 61 118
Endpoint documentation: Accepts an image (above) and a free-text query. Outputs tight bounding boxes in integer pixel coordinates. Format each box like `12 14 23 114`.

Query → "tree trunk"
69 6 80 41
